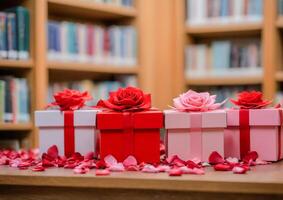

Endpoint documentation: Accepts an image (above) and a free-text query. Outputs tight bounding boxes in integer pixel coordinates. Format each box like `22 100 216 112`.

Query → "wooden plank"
0 123 33 131
48 0 137 20
1 162 283 194
262 0 279 100
0 59 33 69
186 75 263 86
48 62 139 74
186 22 262 36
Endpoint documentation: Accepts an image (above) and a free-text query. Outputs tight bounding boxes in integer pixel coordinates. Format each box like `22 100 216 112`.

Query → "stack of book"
0 77 30 123
94 0 133 7
48 21 137 66
48 75 137 105
185 39 262 78
186 0 263 26
0 6 30 60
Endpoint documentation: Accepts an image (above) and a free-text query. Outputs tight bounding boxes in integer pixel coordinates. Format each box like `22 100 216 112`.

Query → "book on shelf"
186 0 263 26
48 20 137 66
93 0 133 7
0 76 30 124
48 75 137 105
185 38 262 79
279 0 283 15
0 6 30 60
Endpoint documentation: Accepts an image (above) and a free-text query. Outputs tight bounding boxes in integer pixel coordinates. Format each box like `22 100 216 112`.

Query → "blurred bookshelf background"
0 0 283 149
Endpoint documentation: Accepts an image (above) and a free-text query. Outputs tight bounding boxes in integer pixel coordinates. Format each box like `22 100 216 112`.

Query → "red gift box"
97 110 163 163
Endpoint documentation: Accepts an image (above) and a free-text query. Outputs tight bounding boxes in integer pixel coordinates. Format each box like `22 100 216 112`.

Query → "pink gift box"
225 109 283 161
35 110 98 157
164 109 226 162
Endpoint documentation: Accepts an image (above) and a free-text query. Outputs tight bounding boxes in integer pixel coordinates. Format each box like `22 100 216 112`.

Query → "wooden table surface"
1 162 283 200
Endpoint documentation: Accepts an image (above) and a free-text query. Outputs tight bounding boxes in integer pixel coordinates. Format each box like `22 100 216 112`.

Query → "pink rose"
173 90 225 112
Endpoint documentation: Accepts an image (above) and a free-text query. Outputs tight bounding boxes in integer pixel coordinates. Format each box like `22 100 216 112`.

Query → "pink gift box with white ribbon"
224 108 283 161
164 109 226 162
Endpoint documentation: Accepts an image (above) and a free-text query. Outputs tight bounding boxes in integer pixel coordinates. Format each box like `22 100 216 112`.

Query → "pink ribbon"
190 113 202 159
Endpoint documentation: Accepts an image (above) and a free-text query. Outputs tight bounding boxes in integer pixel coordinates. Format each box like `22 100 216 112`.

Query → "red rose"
47 89 92 111
230 91 271 109
97 87 151 112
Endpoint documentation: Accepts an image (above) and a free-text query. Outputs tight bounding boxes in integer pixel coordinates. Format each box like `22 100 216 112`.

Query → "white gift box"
35 110 98 157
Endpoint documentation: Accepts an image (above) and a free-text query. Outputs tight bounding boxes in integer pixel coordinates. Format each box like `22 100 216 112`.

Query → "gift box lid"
226 108 282 126
97 110 163 130
164 109 226 129
35 110 98 127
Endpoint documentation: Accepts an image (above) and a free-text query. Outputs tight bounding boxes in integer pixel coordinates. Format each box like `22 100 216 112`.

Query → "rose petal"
232 166 248 174
141 164 159 173
156 165 171 172
126 165 139 171
242 151 258 164
255 158 270 165
179 166 205 175
168 168 183 176
226 157 239 164
32 165 45 172
84 152 94 160
95 169 110 176
209 151 225 165
104 155 117 167
109 163 125 172
123 155 137 167
214 163 232 171
47 145 59 160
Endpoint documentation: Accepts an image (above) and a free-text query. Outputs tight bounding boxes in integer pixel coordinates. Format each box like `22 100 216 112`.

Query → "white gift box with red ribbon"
35 110 98 157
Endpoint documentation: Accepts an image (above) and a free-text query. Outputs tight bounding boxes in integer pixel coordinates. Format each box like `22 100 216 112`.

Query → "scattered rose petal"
32 165 45 172
126 165 139 171
209 151 225 165
73 166 89 174
156 165 171 172
96 160 107 169
104 155 117 167
233 166 248 174
226 157 239 164
166 155 186 167
243 151 258 164
109 163 125 172
95 169 110 176
168 168 183 176
141 164 159 173
191 158 201 164
186 160 201 169
123 155 137 167
255 158 270 165
201 162 210 167
47 145 59 160
214 163 232 171
179 166 205 175
84 152 94 160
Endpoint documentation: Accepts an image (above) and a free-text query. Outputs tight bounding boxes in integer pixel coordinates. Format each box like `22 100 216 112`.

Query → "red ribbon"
64 111 75 157
123 112 134 156
239 109 250 159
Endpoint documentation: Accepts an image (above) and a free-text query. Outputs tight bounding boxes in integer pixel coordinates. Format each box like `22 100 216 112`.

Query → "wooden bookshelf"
186 22 262 36
48 62 139 74
186 75 263 86
173 0 279 102
48 0 137 20
0 123 33 131
0 59 34 69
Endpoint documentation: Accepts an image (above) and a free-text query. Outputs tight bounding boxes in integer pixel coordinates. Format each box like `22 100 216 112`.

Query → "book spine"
0 13 7 58
6 13 17 59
